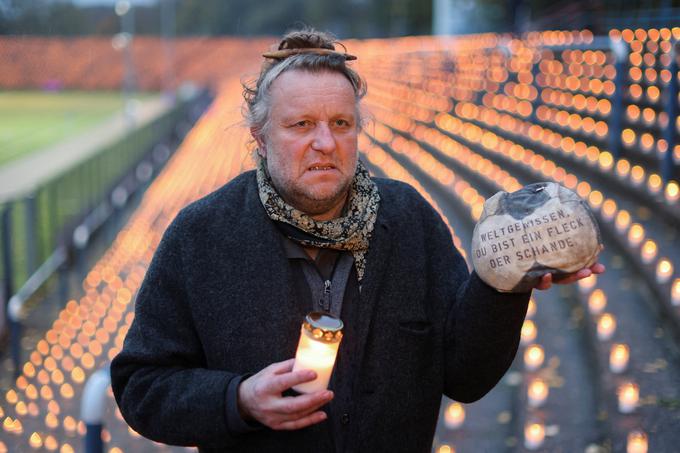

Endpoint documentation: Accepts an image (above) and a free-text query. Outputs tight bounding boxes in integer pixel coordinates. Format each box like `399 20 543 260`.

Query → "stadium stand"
1 28 679 451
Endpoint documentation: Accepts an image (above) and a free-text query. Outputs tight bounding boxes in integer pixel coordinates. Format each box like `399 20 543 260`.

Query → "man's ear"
251 127 266 158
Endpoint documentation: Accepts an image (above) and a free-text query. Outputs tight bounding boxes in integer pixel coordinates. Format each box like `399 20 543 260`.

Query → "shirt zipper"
320 279 332 312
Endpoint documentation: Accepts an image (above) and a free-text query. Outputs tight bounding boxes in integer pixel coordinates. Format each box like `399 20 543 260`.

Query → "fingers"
270 368 317 393
238 360 334 431
590 262 606 274
273 410 328 431
271 390 334 416
268 358 296 375
535 273 552 291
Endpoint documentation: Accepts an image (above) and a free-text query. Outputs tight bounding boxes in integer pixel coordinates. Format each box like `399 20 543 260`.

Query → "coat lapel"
348 204 393 381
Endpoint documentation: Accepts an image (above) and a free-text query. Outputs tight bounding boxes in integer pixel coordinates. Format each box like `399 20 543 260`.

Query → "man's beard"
270 171 354 217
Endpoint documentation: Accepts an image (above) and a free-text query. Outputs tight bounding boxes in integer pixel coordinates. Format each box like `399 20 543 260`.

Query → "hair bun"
278 29 336 51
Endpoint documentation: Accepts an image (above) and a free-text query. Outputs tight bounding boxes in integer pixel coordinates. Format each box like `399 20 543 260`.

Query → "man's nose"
311 123 335 153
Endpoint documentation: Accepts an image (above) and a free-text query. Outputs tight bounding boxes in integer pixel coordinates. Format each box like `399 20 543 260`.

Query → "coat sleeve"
110 212 246 448
420 199 530 403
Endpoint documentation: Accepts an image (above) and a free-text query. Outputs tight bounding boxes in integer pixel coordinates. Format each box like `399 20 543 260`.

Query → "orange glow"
601 199 617 221
614 209 630 231
631 165 645 184
622 128 636 145
628 224 645 246
641 240 658 264
665 181 680 203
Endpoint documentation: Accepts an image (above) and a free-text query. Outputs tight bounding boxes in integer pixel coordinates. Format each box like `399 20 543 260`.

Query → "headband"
262 48 357 61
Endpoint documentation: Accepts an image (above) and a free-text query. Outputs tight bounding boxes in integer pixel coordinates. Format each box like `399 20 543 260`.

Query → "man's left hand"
534 262 606 291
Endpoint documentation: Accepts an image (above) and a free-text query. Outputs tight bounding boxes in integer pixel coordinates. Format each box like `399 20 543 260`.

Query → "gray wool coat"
111 170 530 453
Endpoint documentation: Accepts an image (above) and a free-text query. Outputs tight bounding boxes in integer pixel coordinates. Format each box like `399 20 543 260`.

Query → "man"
111 30 603 453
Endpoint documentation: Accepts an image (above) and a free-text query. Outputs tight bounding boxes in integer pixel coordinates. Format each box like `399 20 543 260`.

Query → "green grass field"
0 91 154 167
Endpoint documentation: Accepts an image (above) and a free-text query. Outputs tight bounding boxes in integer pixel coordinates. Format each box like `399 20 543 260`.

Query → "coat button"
341 413 350 425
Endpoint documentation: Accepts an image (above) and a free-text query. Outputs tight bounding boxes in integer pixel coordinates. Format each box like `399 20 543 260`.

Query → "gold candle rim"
302 311 344 343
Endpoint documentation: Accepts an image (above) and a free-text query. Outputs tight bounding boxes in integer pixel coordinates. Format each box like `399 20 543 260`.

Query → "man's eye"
294 120 311 127
335 119 351 127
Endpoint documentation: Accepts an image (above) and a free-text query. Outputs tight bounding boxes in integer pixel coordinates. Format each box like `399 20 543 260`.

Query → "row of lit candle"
0 81 256 451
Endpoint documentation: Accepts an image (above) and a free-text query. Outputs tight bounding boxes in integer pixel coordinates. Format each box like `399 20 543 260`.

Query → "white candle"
524 344 545 371
618 382 639 414
597 313 616 341
609 343 630 374
524 422 545 450
292 312 343 394
588 289 607 315
444 402 465 429
527 378 549 408
627 430 648 453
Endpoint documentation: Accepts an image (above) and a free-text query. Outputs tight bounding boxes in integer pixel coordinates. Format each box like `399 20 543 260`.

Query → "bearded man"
111 29 603 453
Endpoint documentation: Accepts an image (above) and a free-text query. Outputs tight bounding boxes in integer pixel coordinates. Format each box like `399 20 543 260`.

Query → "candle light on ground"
444 402 465 429
524 422 545 450
588 289 607 315
656 259 673 284
627 430 648 453
597 313 616 341
578 274 597 294
640 240 657 264
521 320 537 345
527 378 549 408
524 344 545 371
618 382 640 413
672 279 680 306
627 223 645 247
436 444 455 453
609 343 630 373
614 209 630 231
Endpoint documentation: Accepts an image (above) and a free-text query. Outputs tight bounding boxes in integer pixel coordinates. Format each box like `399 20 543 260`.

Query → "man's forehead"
270 70 356 97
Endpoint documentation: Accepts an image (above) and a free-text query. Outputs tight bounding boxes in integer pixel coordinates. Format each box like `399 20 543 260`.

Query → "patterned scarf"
256 158 380 282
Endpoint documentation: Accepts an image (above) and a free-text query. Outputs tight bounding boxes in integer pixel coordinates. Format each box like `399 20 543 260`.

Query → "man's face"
255 69 359 220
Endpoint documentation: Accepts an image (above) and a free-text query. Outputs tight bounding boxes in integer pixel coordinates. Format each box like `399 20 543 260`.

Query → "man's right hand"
237 358 334 430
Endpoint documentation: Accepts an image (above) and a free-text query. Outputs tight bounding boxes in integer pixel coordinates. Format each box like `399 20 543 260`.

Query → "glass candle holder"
292 312 343 394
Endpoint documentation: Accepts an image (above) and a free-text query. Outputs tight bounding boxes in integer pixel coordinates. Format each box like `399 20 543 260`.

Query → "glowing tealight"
647 174 663 194
521 320 537 345
597 313 616 341
609 343 630 373
656 259 673 283
672 279 680 306
29 432 42 449
437 445 455 453
615 210 631 232
627 430 648 453
641 240 657 264
618 382 639 413
578 274 597 294
524 344 545 371
524 422 545 450
665 181 680 203
627 224 645 246
444 402 465 429
527 378 549 408
588 289 607 315
602 199 618 221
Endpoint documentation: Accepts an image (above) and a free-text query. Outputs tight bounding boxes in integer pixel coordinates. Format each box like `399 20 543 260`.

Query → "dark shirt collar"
281 236 342 281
